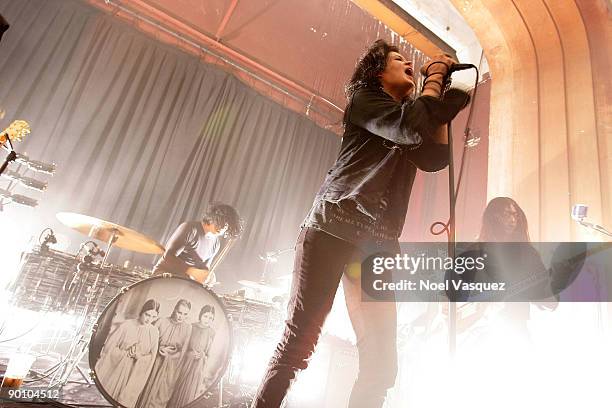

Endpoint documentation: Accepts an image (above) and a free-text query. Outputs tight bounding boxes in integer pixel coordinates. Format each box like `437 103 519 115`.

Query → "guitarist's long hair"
478 197 530 242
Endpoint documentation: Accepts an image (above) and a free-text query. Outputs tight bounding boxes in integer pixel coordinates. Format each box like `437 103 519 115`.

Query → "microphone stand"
575 219 612 238
0 138 16 211
0 136 17 176
447 121 457 355
444 63 478 356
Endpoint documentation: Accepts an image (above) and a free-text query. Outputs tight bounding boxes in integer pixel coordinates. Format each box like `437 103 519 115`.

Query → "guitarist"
153 203 243 284
446 197 558 340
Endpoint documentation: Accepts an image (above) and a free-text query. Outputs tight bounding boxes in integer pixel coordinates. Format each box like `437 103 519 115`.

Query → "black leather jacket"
303 86 470 253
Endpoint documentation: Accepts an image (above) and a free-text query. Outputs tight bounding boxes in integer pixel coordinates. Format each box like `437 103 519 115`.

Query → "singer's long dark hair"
478 197 530 242
345 39 399 98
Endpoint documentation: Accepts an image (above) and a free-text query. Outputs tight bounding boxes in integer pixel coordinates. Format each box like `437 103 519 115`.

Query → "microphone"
14 153 56 175
570 203 612 237
1 169 47 191
0 188 38 207
449 63 476 73
571 204 588 221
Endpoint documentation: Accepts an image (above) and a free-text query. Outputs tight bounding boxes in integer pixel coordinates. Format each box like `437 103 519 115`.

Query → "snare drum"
89 276 232 408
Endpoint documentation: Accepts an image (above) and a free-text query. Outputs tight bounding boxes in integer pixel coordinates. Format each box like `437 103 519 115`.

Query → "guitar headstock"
1 120 31 144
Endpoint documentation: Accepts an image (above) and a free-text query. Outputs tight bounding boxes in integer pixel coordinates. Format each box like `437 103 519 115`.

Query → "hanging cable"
429 53 484 239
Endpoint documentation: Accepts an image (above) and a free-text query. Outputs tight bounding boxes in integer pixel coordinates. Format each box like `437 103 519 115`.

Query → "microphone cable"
430 54 483 240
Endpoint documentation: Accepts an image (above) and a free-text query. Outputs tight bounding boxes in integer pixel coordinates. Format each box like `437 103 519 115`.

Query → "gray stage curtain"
0 0 339 285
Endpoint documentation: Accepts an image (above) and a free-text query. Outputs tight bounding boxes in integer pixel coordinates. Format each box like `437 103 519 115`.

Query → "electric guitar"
0 120 30 145
1 120 31 175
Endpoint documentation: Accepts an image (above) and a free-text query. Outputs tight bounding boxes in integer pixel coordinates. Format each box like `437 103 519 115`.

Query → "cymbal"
56 212 165 255
237 280 283 293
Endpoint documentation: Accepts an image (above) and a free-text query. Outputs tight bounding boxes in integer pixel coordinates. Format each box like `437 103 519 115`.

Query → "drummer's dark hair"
140 299 160 316
199 304 215 320
202 202 244 238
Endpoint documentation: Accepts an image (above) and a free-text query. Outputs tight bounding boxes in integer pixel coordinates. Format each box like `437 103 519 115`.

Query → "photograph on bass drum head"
88 276 231 408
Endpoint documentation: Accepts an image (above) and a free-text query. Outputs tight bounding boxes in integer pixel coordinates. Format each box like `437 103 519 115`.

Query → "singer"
251 40 470 408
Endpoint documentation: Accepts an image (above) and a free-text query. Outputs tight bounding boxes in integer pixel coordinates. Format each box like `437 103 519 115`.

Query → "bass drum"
89 275 232 408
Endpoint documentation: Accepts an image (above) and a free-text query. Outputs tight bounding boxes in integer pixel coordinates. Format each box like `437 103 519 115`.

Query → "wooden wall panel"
575 0 612 235
514 0 571 241
544 0 602 241
451 0 610 241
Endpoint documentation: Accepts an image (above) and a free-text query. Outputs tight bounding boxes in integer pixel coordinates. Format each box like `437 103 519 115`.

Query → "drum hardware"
39 228 57 253
9 216 280 406
237 280 284 294
54 213 161 315
47 263 111 388
26 297 103 388
62 242 107 312
56 212 165 257
239 247 293 304
256 247 293 284
9 214 162 392
48 332 94 387
45 268 151 389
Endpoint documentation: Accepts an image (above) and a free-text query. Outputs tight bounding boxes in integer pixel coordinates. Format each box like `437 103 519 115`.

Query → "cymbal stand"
258 248 292 283
46 231 119 388
100 227 118 266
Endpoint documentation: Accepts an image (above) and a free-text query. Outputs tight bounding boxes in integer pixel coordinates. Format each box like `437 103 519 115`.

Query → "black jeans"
251 227 397 408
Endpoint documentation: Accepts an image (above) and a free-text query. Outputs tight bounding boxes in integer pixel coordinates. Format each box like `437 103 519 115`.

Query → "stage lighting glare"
388 302 610 408
0 306 86 353
0 307 42 348
449 304 609 408
237 339 277 385
287 344 330 406
322 283 356 344
0 217 26 287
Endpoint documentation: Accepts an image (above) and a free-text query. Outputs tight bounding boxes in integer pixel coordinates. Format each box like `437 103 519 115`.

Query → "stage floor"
0 356 235 408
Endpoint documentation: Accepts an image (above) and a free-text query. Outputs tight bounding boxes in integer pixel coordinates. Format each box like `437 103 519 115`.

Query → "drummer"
153 203 243 284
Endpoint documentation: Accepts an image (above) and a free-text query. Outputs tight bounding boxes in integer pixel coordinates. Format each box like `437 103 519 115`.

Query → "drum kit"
5 212 292 408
